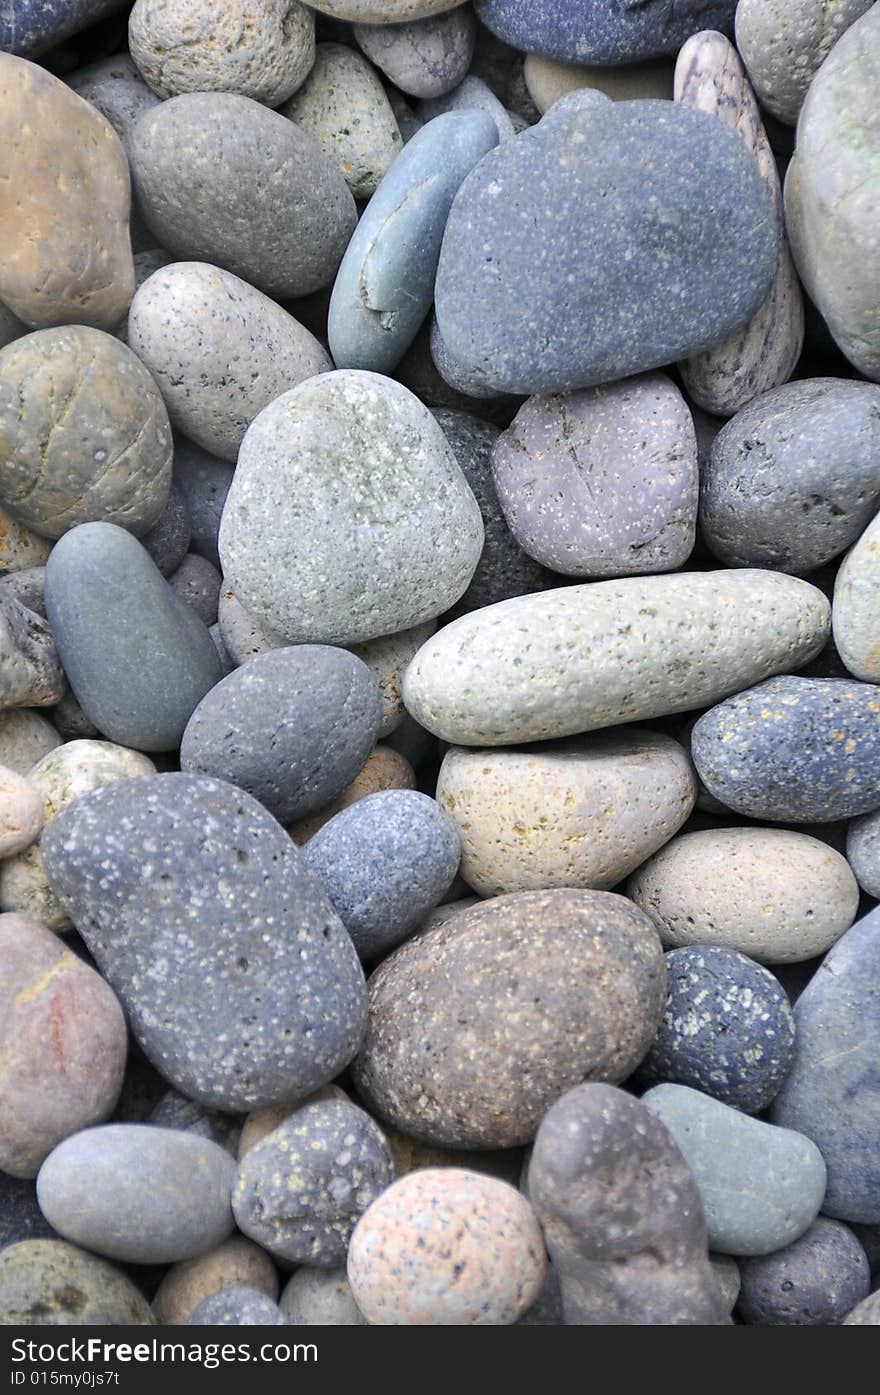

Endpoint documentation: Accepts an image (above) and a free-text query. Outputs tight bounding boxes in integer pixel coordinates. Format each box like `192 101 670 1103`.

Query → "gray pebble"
279 1267 365 1325
833 509 880 683
172 437 234 571
0 710 61 775
141 484 191 577
187 1285 287 1326
737 1217 870 1325
0 597 65 712
0 567 46 617
847 808 880 898
169 554 222 627
354 8 475 99
419 74 515 141
734 0 873 125
51 691 99 741
148 1090 242 1155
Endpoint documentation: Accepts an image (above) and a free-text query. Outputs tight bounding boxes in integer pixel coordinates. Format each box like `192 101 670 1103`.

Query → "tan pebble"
524 52 673 112
0 765 43 857
288 746 415 845
152 1236 279 1324
0 710 61 775
237 1083 349 1158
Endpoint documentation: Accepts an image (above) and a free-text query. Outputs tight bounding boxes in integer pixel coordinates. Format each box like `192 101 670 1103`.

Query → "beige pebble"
348 621 436 738
0 765 43 857
524 52 673 112
288 745 416 845
237 1083 349 1159
0 710 60 775
152 1236 279 1324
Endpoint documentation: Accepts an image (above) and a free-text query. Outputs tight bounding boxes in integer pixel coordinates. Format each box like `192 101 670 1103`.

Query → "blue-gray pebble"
180 647 381 824
40 773 367 1113
642 1083 826 1256
692 676 880 822
187 1286 287 1326
636 946 796 1114
474 0 736 64
0 1174 57 1252
737 1218 870 1326
0 0 122 57
303 789 460 960
44 522 222 752
173 436 234 572
433 99 777 395
771 906 880 1223
141 484 191 577
328 111 498 375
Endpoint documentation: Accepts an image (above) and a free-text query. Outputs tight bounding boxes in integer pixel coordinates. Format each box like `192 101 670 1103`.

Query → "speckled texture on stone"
355 8 474 98
37 1125 235 1264
844 1291 880 1325
700 380 880 573
528 1083 729 1325
348 1168 546 1325
692 677 880 823
172 437 234 570
233 1098 394 1266
187 1285 287 1326
280 42 402 199
128 261 331 463
303 789 460 958
642 1083 827 1257
328 112 497 374
628 827 860 965
181 646 381 823
524 52 674 112
45 523 222 752
674 32 803 417
168 554 221 627
347 622 435 738
834 510 880 683
847 808 880 898
219 370 484 646
0 765 43 857
0 1239 153 1325
141 484 191 577
0 55 134 331
418 74 515 141
437 728 696 897
129 0 315 105
0 597 65 712
402 570 830 746
0 326 172 540
735 0 873 125
0 710 60 775
353 889 665 1148
280 1267 365 1325
491 373 698 576
434 99 776 395
153 1236 279 1325
40 773 367 1112
67 52 161 143
474 0 735 64
771 906 880 1223
129 92 356 299
0 505 51 574
114 249 175 345
289 745 417 844
216 590 287 666
737 1218 870 1325
636 946 796 1113
784 6 880 380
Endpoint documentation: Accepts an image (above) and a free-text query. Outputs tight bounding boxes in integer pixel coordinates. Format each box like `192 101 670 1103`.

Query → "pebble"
0 567 46 618
0 1173 58 1251
347 1168 546 1325
218 370 484 646
289 745 417 844
833 510 880 682
352 889 665 1147
233 1098 395 1266
40 773 367 1112
528 1083 728 1325
128 261 331 464
523 53 673 111
0 765 43 857
402 570 830 746
436 728 696 896
636 945 796 1113
784 6 880 380
700 380 880 573
46 523 222 752
216 590 286 666
0 54 133 330
148 1091 241 1154
474 1 736 65
328 112 497 374
627 827 860 965
141 485 191 577
0 505 51 574
279 1268 365 1325
168 554 222 627
0 913 126 1178
691 677 880 823
45 693 97 743
418 74 515 142
0 596 66 712
844 1292 880 1326
36 1124 236 1265
236 1084 348 1158
737 1218 870 1326
187 1286 287 1326
846 809 880 898
172 438 234 570
642 1083 827 1256
354 8 474 98
711 1254 741 1313
348 622 435 738
0 710 60 776
735 0 874 125
180 646 381 823
0 1239 153 1326
153 1236 279 1325
280 42 402 200
771 906 880 1223
129 92 357 299
129 0 316 105
490 373 698 576
67 52 160 142
303 788 461 958
309 1 470 17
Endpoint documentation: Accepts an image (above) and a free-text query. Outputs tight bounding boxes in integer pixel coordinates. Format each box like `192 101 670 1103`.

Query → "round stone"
473 0 735 64
67 52 161 146
168 554 221 626
288 746 417 845
153 1237 279 1325
0 766 43 857
187 1286 287 1325
280 1268 364 1325
833 510 880 682
847 809 880 898
354 8 475 99
0 1240 153 1326
735 0 874 125
737 1218 870 1325
418 75 516 142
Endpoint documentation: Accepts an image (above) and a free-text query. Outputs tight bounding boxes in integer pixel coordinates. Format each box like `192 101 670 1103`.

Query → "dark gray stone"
737 1218 870 1325
173 438 234 571
51 691 99 740
187 1286 287 1326
141 484 191 578
0 1173 58 1251
0 595 65 711
354 9 475 99
44 522 222 752
40 773 368 1112
148 1090 242 1155
180 646 381 823
169 554 222 627
0 1 126 58
433 99 777 395
474 0 736 64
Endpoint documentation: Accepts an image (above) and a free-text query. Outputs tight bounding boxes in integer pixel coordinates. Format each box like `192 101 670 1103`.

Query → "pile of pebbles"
0 0 879 1329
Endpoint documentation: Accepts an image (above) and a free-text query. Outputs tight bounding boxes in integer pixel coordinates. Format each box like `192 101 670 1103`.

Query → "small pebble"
0 1239 153 1326
354 9 475 99
187 1285 287 1326
737 1218 870 1326
279 1267 365 1326
846 809 880 898
833 510 880 682
0 765 43 857
153 1237 279 1325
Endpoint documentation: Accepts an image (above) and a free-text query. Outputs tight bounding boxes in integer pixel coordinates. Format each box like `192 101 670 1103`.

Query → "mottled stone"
187 1286 287 1325
844 1292 880 1325
181 646 381 823
128 261 331 463
168 554 221 627
834 510 880 682
129 0 315 105
37 1125 235 1264
524 52 673 111
418 74 515 141
0 710 60 775
0 54 134 330
402 571 830 746
692 677 880 823
173 438 233 571
437 729 696 896
289 746 417 844
474 0 735 64
0 505 51 574
643 1084 827 1256
280 42 401 199
737 1218 870 1325
279 1267 364 1325
45 523 222 752
348 1168 545 1325
0 765 43 857
491 373 698 575
529 1083 728 1325
674 32 803 416
219 370 484 646
628 828 859 964
355 8 474 98
847 808 880 898
328 113 497 374
771 906 880 1223
735 0 874 125
0 597 65 712
347 623 435 738
353 890 665 1148
0 567 45 618
129 92 357 299
40 773 367 1111
153 1237 278 1325
0 1239 153 1326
